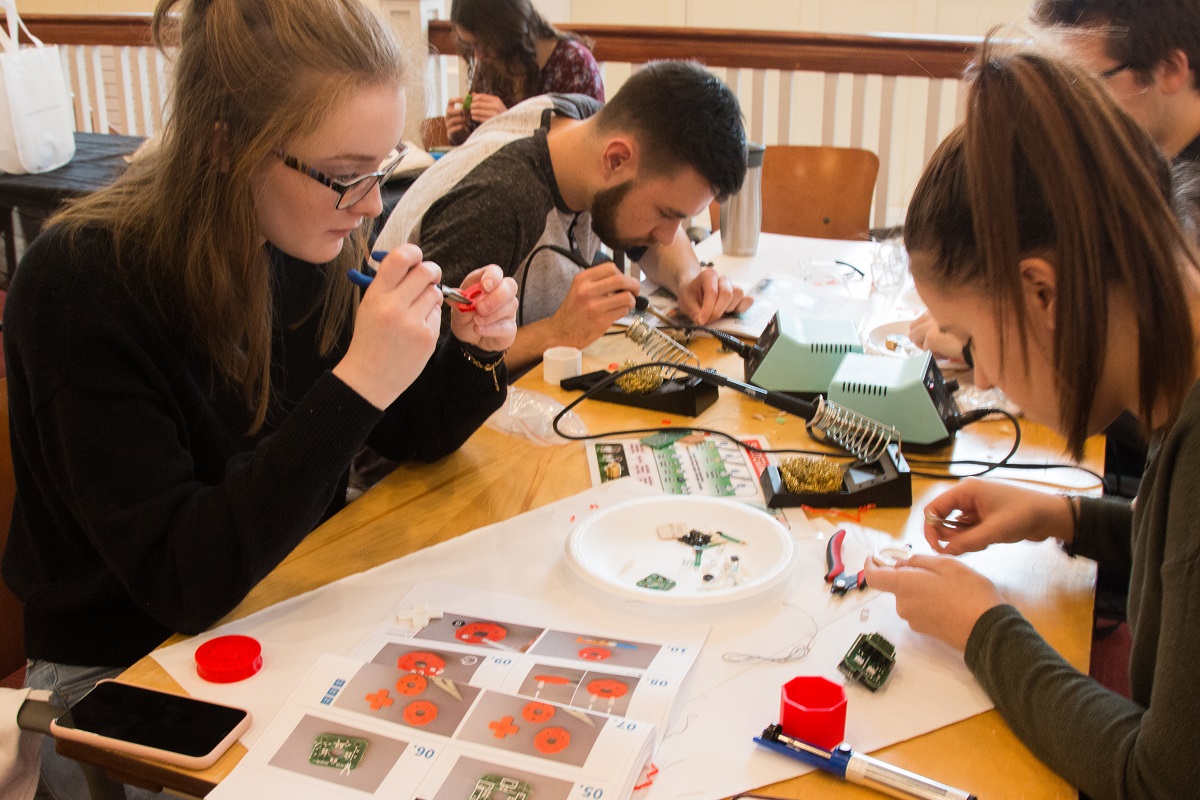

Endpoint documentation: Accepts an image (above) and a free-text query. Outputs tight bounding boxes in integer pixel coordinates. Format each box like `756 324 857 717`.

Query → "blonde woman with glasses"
2 1 516 794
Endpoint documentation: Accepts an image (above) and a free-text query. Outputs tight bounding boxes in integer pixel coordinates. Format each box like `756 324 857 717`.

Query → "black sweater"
1 225 506 667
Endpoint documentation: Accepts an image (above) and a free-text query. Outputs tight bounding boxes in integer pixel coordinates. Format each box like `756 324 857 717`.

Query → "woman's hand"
922 478 1077 555
449 265 518 353
334 244 442 409
908 310 965 359
466 93 507 125
445 97 469 144
864 555 1006 652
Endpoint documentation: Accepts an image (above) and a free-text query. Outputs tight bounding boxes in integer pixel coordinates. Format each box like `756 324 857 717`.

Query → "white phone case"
49 680 252 770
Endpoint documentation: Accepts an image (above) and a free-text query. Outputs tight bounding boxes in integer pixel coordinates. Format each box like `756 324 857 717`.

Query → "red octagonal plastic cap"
195 635 263 683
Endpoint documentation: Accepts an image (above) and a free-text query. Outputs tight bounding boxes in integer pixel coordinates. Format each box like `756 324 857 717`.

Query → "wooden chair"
709 145 880 241
0 377 24 686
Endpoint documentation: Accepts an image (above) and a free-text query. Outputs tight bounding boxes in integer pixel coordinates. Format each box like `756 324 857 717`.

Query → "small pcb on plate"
637 573 677 591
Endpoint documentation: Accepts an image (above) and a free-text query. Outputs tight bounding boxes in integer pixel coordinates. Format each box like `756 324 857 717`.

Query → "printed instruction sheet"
585 434 771 502
207 653 657 800
351 582 708 744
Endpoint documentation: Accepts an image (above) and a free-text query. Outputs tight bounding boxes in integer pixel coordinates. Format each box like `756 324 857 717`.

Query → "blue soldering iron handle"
753 727 975 800
846 752 976 800
751 736 851 776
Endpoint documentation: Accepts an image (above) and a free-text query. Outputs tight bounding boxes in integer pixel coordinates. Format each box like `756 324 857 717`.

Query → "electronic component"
471 774 533 800
637 573 677 591
827 351 961 448
839 632 896 691
639 430 690 449
744 313 862 399
656 522 689 540
309 733 368 771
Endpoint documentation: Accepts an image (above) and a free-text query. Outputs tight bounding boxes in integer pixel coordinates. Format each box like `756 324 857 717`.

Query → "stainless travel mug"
720 143 766 256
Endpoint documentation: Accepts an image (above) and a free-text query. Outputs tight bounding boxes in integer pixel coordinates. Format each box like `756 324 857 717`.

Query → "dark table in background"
0 132 145 282
0 132 418 282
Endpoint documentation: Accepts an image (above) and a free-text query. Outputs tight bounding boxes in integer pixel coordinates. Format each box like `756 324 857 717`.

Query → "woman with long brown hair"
865 39 1200 797
445 0 604 145
1 0 516 794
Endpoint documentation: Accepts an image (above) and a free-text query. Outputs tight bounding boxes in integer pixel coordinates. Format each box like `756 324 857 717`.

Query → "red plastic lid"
195 635 263 683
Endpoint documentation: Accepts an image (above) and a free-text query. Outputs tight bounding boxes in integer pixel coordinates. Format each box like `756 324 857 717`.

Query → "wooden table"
61 236 1100 798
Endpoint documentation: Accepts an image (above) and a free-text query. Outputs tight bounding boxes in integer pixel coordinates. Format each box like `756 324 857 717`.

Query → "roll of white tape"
543 346 583 385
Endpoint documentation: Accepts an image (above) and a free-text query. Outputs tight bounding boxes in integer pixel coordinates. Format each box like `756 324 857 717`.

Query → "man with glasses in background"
1032 0 1200 165
1028 0 1200 504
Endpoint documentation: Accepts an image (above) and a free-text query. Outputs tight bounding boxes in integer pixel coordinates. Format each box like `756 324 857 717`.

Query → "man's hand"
548 263 640 348
675 267 751 324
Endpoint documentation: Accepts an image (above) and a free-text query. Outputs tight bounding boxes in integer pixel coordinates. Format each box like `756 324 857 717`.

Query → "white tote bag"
0 1 75 174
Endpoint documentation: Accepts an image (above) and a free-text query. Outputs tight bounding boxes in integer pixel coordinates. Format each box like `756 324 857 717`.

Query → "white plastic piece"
397 602 443 628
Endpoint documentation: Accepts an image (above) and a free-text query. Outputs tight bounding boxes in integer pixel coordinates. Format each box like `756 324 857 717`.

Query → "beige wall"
25 0 1033 34
20 0 157 12
570 0 1034 36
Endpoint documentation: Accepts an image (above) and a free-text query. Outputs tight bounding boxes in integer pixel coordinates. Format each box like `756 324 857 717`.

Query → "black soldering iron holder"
760 443 912 508
560 370 720 417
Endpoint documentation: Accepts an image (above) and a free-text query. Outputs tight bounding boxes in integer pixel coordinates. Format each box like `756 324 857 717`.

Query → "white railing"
23 15 172 138
25 14 979 227
426 22 977 227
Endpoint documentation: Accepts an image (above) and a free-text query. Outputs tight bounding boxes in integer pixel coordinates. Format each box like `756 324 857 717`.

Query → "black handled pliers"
825 528 867 595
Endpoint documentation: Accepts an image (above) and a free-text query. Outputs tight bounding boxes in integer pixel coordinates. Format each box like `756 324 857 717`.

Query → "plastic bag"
486 387 589 446
0 2 76 174
954 384 1021 417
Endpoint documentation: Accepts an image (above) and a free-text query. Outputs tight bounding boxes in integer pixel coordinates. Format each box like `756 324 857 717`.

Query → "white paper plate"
562 496 797 616
865 320 968 372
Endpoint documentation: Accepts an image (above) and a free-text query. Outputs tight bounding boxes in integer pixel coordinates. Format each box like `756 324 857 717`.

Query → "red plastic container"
195 635 263 683
780 676 846 749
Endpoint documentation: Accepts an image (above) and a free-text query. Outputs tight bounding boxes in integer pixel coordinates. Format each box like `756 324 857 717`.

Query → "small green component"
640 430 689 449
838 632 896 691
309 733 369 771
637 573 677 591
470 774 533 800
462 93 473 114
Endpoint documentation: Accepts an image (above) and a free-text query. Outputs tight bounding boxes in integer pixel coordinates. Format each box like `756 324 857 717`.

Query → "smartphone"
50 680 251 770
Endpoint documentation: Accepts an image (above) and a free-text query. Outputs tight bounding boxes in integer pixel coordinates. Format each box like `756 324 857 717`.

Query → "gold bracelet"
461 345 506 392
